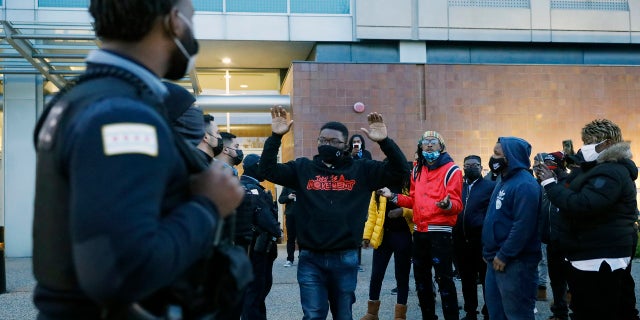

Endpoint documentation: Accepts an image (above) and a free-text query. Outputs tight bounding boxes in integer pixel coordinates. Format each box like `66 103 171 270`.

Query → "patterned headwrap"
419 130 446 152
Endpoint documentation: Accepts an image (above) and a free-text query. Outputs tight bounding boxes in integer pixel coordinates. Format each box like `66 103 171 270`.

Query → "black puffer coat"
544 142 638 261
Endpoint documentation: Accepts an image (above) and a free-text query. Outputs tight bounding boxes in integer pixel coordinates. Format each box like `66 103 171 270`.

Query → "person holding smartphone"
535 119 638 320
348 134 373 160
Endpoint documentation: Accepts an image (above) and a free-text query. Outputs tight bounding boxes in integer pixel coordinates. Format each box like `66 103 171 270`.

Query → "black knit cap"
164 82 196 121
164 82 203 147
243 154 261 169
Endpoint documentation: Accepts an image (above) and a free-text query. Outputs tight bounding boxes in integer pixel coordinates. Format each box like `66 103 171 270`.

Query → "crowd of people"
30 0 639 319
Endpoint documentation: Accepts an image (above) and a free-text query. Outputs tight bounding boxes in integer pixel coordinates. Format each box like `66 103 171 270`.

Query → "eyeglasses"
420 139 440 145
463 163 481 169
317 137 345 147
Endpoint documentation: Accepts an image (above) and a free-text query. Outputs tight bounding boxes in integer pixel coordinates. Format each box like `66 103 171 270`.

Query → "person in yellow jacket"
360 182 414 320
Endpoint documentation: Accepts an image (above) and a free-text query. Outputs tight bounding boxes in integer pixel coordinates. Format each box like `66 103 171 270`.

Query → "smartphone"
562 140 574 156
534 153 545 172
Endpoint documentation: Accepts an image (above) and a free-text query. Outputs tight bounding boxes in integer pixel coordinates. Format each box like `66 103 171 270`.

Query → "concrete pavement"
2 245 639 319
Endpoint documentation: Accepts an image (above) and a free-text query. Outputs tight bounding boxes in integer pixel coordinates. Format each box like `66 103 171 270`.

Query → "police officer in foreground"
237 154 281 320
32 0 244 319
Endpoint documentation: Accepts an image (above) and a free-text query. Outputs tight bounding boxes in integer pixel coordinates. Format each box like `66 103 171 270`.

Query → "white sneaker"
283 261 293 267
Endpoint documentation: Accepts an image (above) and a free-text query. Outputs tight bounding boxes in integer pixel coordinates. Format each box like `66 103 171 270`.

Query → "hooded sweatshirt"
482 137 542 264
260 134 408 251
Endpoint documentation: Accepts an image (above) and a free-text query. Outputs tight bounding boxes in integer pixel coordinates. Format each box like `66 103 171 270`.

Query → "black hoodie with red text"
260 134 408 251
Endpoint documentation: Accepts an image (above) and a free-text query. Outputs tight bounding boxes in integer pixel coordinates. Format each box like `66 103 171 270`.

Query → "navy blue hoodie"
482 137 542 264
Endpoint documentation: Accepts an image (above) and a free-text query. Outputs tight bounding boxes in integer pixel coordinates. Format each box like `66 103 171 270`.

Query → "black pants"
546 244 569 319
413 231 459 320
285 213 297 262
241 244 276 320
368 230 413 304
453 229 487 317
567 261 627 320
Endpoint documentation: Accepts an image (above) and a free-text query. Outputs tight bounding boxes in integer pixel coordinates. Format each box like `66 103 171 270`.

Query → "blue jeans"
297 249 358 320
485 258 537 320
537 243 548 287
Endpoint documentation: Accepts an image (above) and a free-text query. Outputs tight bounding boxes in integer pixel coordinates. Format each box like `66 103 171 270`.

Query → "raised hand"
190 160 244 218
360 112 388 142
270 105 293 136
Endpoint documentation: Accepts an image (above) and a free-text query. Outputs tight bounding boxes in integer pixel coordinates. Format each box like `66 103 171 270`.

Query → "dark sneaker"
390 287 397 295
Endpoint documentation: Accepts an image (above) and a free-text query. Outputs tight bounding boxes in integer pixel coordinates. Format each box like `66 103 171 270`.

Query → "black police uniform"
32 50 219 319
236 174 280 320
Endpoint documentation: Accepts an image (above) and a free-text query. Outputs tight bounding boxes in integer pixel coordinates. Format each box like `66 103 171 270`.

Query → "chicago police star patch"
102 123 158 157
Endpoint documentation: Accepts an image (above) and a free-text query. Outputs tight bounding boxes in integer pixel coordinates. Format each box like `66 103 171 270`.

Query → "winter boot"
394 304 407 320
360 300 380 320
537 286 547 301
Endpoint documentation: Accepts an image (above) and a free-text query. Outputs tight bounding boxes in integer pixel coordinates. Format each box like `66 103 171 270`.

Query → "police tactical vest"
33 66 167 292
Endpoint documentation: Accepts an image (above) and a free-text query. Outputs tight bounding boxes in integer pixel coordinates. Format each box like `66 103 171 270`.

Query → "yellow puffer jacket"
362 192 414 249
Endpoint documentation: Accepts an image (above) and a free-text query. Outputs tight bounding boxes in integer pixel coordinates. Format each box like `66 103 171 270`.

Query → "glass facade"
38 0 349 14
194 0 223 12
551 0 629 11
291 0 350 14
39 0 88 7
448 0 530 8
227 0 287 13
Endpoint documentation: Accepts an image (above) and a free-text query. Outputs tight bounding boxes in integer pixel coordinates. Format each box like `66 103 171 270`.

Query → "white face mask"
580 140 605 162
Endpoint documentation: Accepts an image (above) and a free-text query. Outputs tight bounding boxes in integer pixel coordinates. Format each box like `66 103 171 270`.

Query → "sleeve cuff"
192 195 218 217
540 178 557 187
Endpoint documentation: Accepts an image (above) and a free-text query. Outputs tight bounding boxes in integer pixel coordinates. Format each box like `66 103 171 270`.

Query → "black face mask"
232 149 244 166
318 145 343 164
165 14 199 80
488 157 507 175
212 138 224 156
464 168 481 182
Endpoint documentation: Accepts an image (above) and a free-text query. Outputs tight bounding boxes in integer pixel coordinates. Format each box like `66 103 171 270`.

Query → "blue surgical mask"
422 150 440 162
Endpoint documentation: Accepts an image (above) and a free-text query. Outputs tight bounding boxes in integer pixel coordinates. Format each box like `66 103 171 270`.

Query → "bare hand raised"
360 112 388 142
270 105 293 136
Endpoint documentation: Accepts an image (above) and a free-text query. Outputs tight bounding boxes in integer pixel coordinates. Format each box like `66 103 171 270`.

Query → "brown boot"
394 304 407 320
360 300 380 320
537 286 547 301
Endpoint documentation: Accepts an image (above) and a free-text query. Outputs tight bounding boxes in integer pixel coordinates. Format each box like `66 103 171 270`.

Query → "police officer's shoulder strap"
34 65 159 152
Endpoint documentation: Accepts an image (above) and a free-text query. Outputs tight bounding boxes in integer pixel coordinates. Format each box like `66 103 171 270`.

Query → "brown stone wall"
290 62 640 168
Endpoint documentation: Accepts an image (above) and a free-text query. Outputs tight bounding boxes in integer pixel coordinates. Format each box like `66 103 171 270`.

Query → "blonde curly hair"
581 119 622 144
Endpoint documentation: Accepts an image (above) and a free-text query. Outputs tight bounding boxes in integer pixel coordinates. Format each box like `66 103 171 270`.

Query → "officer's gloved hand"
191 160 243 218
